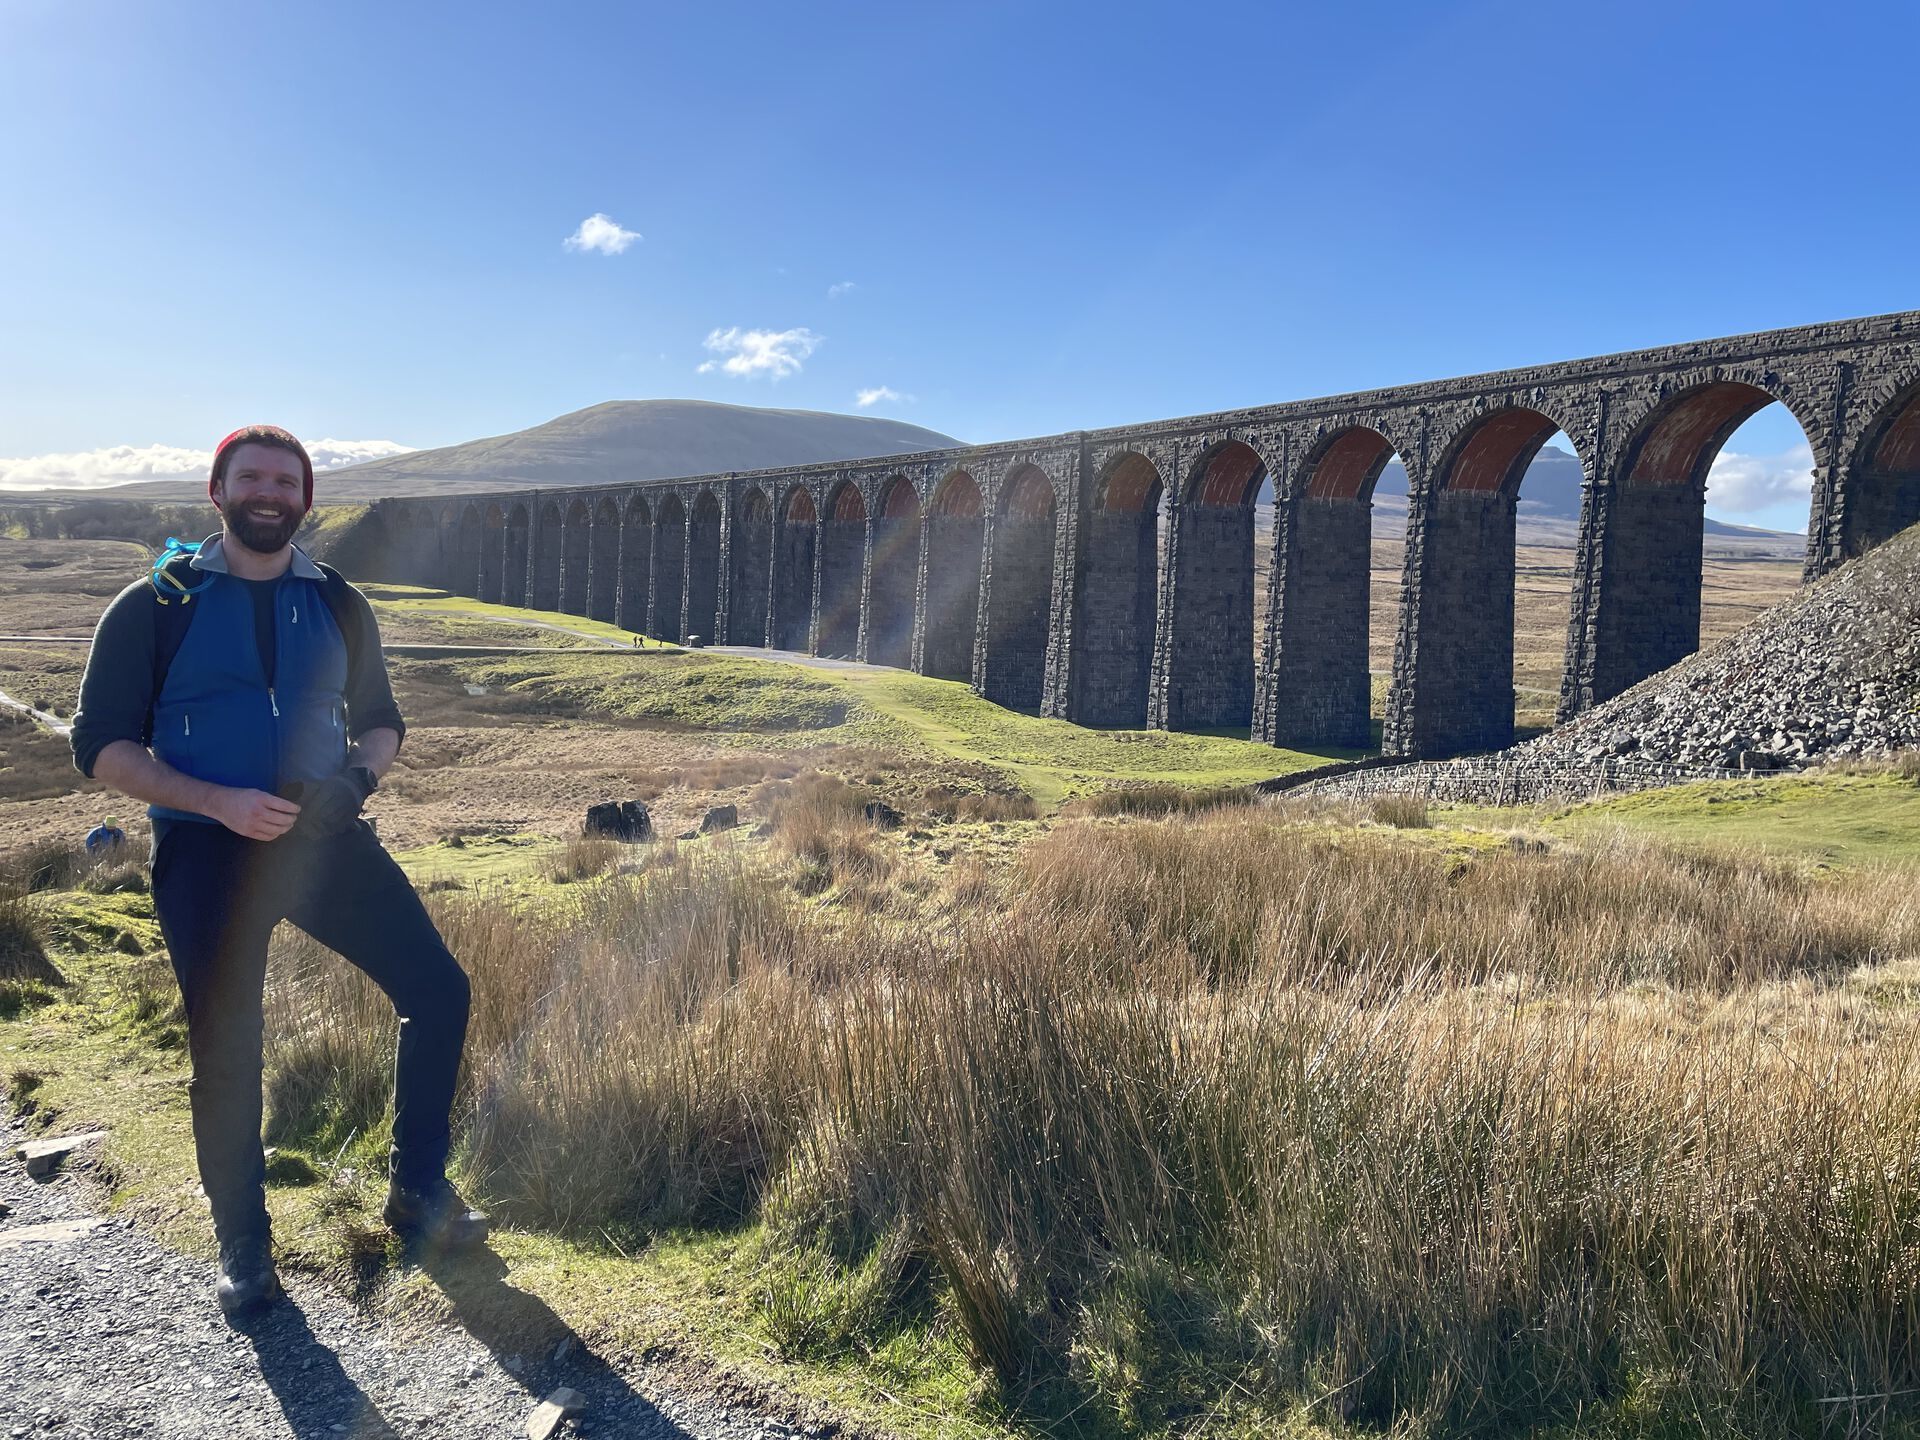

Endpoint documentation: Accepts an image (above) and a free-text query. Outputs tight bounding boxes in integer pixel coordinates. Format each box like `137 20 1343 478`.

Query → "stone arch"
1163 438 1272 732
772 486 817 651
817 480 866 657
922 470 984 681
1072 452 1164 727
560 497 591 615
589 497 619 622
867 475 921 668
617 495 652 632
1844 373 1920 557
982 464 1058 712
1390 404 1580 757
504 504 531 607
1265 425 1402 749
1580 381 1808 708
686 490 723 644
653 494 687 642
729 486 773 645
454 504 484 598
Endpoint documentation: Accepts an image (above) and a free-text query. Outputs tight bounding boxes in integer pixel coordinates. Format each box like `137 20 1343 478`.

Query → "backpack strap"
149 545 206 703
313 561 364 677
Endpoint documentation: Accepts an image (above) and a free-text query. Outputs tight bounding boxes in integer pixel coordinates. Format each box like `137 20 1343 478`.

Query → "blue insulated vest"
148 570 350 824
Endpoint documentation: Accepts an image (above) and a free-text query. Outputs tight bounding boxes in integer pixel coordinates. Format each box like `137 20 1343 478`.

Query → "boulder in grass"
700 804 739 834
584 800 653 843
863 801 904 830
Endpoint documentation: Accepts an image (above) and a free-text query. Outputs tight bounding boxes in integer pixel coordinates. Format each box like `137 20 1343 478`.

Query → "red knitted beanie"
209 425 314 512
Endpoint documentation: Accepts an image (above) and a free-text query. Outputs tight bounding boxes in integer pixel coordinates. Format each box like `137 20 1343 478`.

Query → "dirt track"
1 1116 819 1440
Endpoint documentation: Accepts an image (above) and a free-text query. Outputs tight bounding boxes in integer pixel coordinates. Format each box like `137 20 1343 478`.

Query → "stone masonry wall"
922 513 983 681
1163 504 1255 729
1070 508 1157 727
866 514 918 667
772 521 815 651
1401 489 1516 758
1266 497 1372 749
651 515 685 642
816 519 864 657
729 509 771 645
982 514 1054 711
1588 481 1704 706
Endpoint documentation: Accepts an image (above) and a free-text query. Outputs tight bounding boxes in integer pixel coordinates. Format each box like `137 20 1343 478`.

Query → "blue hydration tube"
150 536 216 605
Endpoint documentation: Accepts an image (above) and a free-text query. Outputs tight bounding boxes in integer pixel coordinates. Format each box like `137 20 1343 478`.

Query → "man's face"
215 443 305 554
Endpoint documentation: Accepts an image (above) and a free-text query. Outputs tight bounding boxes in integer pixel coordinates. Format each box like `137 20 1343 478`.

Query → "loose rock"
584 800 653 843
14 1132 108 1180
527 1387 587 1439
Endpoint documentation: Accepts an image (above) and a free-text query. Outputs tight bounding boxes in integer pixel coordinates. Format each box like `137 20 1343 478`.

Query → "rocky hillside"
1522 522 1920 770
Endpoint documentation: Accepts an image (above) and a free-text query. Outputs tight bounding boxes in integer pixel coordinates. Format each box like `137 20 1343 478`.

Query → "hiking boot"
215 1233 283 1319
383 1177 491 1251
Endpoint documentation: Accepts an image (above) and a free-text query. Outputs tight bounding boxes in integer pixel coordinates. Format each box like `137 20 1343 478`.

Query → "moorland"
4 518 1917 1440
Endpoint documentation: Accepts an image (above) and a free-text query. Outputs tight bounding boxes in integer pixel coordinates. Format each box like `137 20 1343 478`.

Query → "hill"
77 400 963 503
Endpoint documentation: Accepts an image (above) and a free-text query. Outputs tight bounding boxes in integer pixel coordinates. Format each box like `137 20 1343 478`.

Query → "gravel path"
0 688 71 737
1 1118 835 1440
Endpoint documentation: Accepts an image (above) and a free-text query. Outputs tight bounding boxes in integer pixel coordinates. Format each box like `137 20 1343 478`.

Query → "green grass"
427 640 1339 810
1444 770 1920 868
831 668 1338 808
0 885 1079 1440
444 650 858 731
369 589 678 649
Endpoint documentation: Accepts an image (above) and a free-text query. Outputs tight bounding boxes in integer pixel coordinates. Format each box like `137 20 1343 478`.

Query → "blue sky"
2 0 1913 533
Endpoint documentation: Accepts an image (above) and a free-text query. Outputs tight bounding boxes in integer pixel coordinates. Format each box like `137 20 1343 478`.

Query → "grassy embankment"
371 586 1326 809
8 759 1920 1439
1443 758 1920 867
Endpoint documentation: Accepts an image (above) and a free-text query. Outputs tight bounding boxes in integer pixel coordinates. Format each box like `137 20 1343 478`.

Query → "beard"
224 500 302 554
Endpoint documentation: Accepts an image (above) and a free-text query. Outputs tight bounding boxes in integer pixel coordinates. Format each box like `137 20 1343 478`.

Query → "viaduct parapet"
350 310 1920 759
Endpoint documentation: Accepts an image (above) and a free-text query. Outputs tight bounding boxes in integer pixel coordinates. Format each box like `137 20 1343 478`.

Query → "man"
71 425 487 1320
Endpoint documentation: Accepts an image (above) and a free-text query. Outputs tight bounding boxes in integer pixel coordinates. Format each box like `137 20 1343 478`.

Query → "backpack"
148 538 362 699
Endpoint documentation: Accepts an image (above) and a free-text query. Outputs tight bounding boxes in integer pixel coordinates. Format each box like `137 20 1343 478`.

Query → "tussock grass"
260 808 1920 1435
1063 782 1252 819
1367 791 1430 828
1 836 147 896
753 772 897 901
0 877 62 1013
920 785 1038 823
551 832 624 884
1024 812 1917 990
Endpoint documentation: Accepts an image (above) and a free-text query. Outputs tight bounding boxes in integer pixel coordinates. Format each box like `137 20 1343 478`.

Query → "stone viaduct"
352 310 1920 759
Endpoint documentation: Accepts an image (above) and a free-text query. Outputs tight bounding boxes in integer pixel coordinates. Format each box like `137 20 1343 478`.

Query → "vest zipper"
269 688 280 717
184 713 191 737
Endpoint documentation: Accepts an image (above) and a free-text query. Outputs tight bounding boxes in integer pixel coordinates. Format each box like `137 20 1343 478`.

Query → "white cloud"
563 213 641 255
696 326 821 379
0 438 415 491
1705 441 1814 514
854 386 911 409
827 281 857 300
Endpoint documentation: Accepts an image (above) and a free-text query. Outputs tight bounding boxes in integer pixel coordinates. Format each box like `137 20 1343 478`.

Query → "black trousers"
152 819 471 1245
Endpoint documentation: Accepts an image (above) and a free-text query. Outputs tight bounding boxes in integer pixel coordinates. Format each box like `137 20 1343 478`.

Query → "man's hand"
209 788 302 842
285 766 377 840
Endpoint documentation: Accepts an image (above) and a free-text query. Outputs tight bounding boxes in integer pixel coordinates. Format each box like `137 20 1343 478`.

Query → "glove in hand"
283 766 377 839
